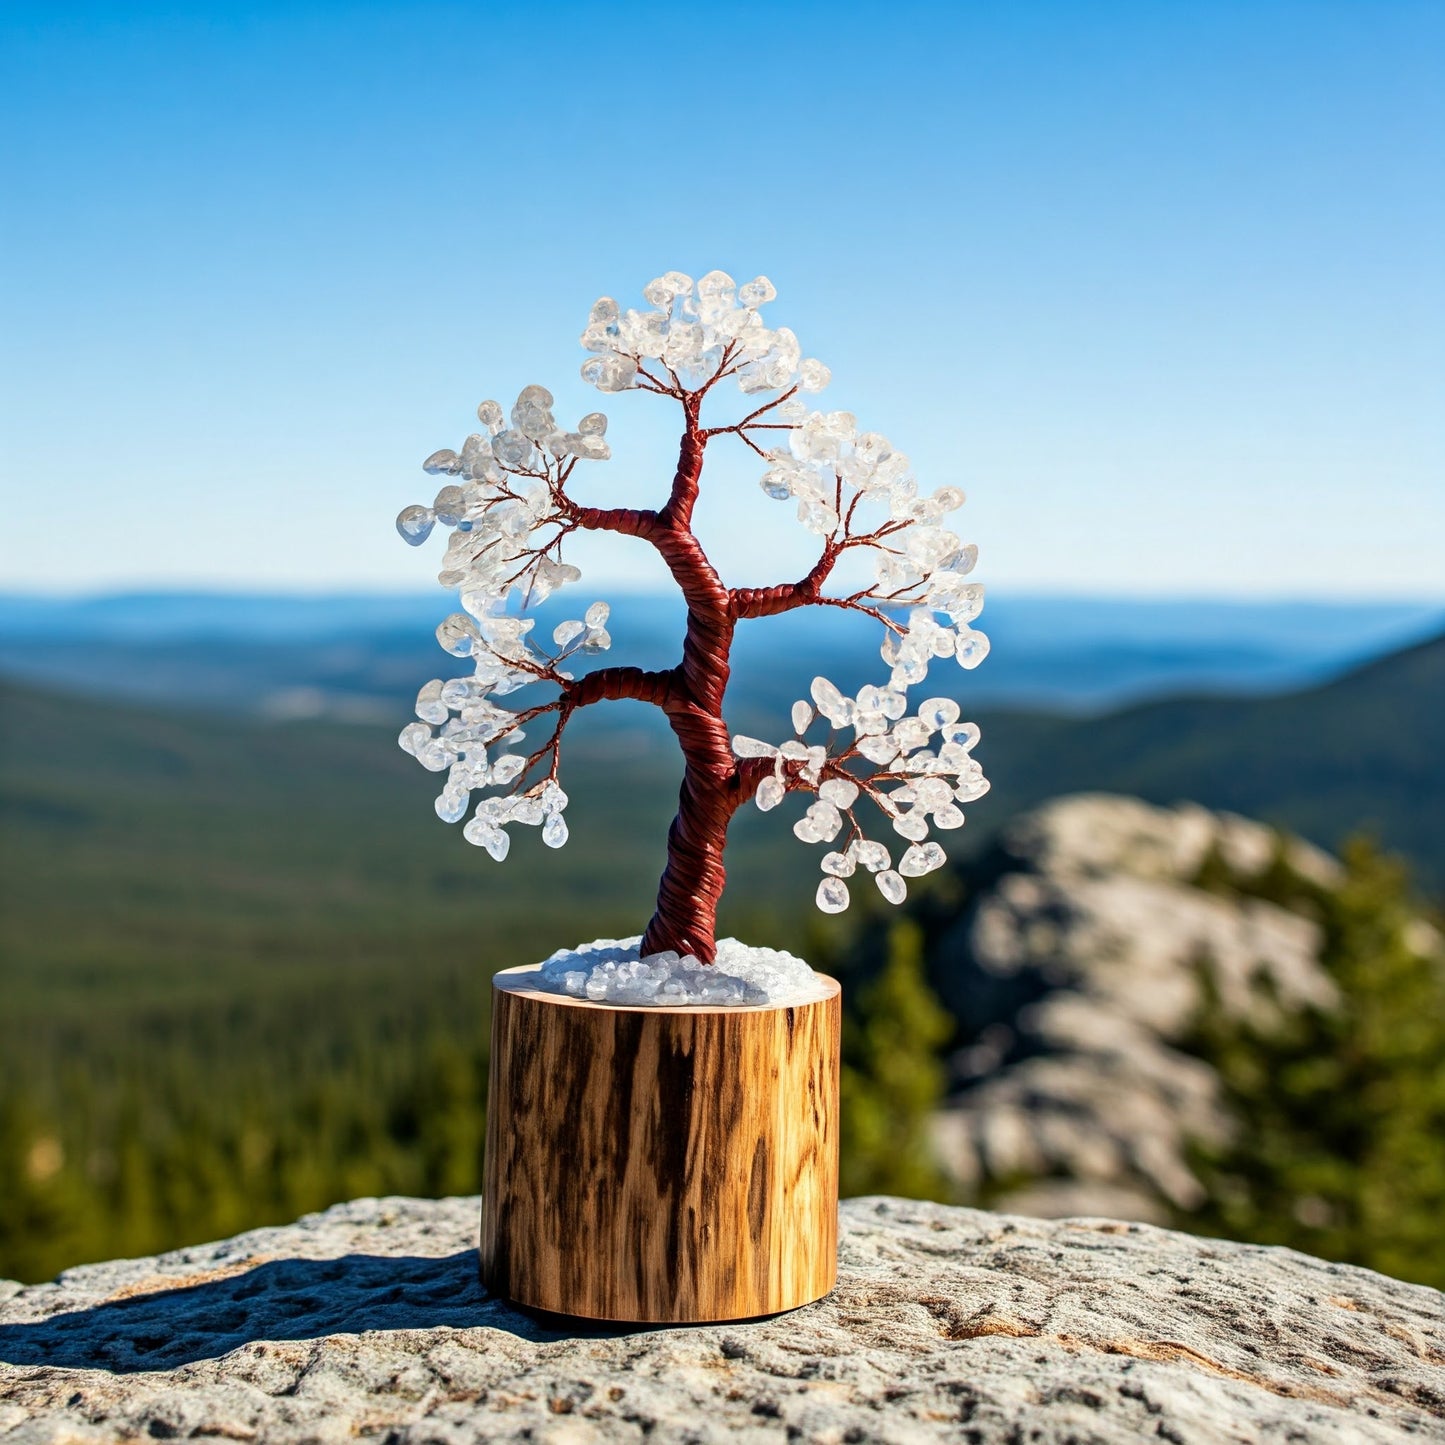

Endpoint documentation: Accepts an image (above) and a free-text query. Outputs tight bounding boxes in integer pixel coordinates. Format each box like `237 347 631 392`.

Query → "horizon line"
2 586 1444 609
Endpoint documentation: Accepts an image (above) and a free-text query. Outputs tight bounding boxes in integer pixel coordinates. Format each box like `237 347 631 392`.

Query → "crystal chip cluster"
393 383 619 856
732 681 987 916
393 269 989 923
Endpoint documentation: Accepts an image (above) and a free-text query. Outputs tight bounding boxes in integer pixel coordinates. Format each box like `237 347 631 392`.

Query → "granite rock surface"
929 794 1360 1222
2 1194 1443 1443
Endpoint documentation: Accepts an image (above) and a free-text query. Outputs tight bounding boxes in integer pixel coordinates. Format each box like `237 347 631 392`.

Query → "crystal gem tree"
396 270 990 964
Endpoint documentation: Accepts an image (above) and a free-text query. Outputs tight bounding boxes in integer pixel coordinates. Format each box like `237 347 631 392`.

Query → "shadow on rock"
0 1251 642 1373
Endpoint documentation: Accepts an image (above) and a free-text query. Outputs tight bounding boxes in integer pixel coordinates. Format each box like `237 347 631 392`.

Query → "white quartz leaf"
899 842 947 877
397 721 430 757
876 870 907 905
396 505 435 546
799 358 831 392
755 775 785 811
918 697 961 732
955 629 991 670
855 734 899 765
810 676 853 728
434 790 469 824
490 754 526 785
942 721 982 751
733 735 780 759
892 810 929 841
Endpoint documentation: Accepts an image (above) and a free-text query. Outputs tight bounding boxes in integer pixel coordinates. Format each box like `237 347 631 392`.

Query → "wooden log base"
481 965 841 1323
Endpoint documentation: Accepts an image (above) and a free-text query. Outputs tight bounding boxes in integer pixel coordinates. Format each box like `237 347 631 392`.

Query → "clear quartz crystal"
893 718 932 753
816 876 850 913
892 809 929 841
490 754 526 785
396 504 435 545
810 675 853 727
818 777 859 808
899 841 946 876
564 433 610 460
738 275 777 307
944 720 982 751
791 700 814 734
432 485 466 526
807 799 843 840
436 614 479 656
434 790 469 824
955 629 991 669
876 869 908 905
856 734 899 764
397 721 430 756
414 678 448 724
918 697 961 731
732 735 779 759
755 775 785 811
542 812 568 849
463 816 510 861
799 359 831 392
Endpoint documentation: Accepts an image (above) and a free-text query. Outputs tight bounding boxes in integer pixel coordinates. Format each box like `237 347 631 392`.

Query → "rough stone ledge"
1 1195 1442 1443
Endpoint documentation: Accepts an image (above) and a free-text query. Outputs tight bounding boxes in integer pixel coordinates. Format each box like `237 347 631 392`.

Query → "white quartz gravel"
533 935 827 1007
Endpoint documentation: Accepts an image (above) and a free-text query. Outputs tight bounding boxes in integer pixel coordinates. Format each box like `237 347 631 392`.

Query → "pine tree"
1184 838 1445 1288
839 918 953 1200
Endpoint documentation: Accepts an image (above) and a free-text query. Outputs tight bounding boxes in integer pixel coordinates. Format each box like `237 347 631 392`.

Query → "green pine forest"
1 632 1442 1286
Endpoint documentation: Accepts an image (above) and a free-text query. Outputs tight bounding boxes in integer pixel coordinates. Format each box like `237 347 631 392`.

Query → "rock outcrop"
929 794 1358 1222
2 1194 1443 1443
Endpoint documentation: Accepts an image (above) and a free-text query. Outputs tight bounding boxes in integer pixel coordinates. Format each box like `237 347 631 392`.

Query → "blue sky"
2 0 1441 599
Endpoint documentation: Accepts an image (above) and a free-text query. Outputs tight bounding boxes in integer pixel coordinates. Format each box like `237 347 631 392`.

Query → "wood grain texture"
480 968 841 1323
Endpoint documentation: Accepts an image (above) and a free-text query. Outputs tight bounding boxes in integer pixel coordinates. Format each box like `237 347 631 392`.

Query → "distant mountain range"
0 590 1440 722
3 620 1441 915
972 629 1445 888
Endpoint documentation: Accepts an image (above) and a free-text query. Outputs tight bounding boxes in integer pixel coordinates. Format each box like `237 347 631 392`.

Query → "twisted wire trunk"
639 612 739 963
635 402 747 964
